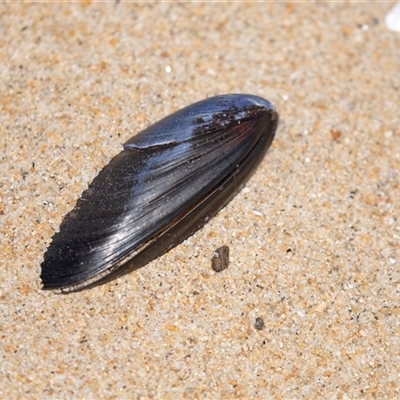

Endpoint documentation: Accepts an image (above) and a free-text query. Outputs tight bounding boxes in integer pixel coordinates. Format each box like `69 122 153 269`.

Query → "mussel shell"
41 94 278 292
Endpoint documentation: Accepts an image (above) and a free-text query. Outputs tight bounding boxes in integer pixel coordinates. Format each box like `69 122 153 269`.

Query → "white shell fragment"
385 2 400 32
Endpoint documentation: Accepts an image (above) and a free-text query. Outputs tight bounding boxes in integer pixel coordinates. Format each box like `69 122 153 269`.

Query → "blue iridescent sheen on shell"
41 94 279 292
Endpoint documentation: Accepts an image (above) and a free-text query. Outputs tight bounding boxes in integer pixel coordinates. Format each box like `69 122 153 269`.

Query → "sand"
1 3 399 398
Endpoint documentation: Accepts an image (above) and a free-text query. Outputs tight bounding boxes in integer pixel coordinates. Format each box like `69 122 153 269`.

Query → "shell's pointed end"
40 93 279 292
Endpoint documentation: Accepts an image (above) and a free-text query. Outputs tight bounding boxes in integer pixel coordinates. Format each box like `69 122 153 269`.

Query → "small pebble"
254 317 265 330
211 245 230 272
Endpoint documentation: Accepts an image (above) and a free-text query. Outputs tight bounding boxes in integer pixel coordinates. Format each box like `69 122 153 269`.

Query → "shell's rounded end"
124 94 277 149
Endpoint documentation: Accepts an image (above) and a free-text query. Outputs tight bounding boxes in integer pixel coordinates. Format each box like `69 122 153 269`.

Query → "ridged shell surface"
41 94 278 292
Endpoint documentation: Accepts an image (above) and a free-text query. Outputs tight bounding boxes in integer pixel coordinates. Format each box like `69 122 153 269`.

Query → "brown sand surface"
1 3 399 398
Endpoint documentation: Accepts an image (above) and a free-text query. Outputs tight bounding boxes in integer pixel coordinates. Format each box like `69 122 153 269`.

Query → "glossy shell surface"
41 94 279 292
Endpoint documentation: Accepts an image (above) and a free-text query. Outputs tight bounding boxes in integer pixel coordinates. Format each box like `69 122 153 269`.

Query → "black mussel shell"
41 94 278 292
